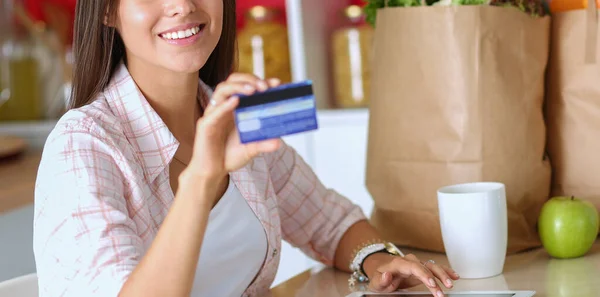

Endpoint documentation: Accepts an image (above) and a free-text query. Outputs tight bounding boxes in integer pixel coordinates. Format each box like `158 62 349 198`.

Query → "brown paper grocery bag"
546 0 600 218
365 6 552 254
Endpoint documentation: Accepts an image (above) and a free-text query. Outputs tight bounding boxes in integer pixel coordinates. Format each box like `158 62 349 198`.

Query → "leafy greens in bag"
364 0 547 26
365 0 422 25
453 0 489 4
490 0 546 17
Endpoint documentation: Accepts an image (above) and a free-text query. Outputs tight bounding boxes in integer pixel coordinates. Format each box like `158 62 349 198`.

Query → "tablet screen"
361 294 515 297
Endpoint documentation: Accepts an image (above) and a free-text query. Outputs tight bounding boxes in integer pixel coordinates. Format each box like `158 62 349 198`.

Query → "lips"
159 24 206 40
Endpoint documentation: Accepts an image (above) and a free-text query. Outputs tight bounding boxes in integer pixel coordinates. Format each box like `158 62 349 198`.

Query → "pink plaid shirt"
33 63 366 297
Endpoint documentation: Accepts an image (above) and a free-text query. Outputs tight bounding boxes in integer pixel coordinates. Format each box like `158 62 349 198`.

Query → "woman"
32 1 459 296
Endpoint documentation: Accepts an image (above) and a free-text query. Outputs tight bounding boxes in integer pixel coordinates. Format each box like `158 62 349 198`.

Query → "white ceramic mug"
437 182 508 279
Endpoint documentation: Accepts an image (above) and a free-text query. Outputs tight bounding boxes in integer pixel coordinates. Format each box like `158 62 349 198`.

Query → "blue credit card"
234 80 318 144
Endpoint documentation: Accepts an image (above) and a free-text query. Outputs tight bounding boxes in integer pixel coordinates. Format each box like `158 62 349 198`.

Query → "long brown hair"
69 0 236 109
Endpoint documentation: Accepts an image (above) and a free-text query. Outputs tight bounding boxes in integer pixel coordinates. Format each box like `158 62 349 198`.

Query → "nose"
163 0 196 17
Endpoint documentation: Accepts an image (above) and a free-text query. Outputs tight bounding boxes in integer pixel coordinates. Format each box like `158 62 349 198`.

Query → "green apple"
538 195 599 259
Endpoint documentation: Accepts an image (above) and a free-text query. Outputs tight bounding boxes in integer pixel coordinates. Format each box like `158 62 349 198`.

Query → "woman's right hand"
184 73 282 188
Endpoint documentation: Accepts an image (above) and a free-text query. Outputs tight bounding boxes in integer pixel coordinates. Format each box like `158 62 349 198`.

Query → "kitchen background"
0 0 376 287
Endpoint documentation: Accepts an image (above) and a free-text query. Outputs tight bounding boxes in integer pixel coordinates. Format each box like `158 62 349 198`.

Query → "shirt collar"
103 61 212 182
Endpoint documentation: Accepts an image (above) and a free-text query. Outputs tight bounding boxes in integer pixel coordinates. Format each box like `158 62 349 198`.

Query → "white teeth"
161 26 202 40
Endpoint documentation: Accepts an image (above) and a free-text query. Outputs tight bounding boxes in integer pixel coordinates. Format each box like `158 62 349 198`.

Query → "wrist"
348 241 405 286
362 252 394 279
178 170 221 204
179 168 220 186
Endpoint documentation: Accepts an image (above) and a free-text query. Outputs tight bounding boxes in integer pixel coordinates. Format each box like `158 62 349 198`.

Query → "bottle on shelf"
236 5 292 83
331 5 374 109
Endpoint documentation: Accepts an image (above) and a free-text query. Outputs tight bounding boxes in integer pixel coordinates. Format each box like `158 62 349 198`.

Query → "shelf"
0 120 58 149
0 108 369 150
317 107 369 122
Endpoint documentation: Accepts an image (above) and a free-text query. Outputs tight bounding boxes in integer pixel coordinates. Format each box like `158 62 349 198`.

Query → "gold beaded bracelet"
348 240 405 288
349 239 387 266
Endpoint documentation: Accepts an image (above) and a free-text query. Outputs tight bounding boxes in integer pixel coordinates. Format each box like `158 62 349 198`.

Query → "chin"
165 56 208 74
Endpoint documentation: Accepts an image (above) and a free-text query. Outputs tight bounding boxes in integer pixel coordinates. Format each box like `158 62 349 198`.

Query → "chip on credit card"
234 80 319 144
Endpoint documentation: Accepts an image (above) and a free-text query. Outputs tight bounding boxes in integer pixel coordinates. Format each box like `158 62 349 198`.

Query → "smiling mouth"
160 24 206 40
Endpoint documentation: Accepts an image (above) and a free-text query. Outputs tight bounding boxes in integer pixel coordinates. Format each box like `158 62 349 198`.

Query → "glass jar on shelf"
236 5 292 83
331 5 374 109
0 2 42 122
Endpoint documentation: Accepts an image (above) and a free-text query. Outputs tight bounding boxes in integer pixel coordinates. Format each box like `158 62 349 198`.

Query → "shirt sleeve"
264 141 367 266
33 121 143 297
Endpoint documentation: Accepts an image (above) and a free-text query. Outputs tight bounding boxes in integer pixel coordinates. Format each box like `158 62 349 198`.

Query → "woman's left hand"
361 253 460 297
